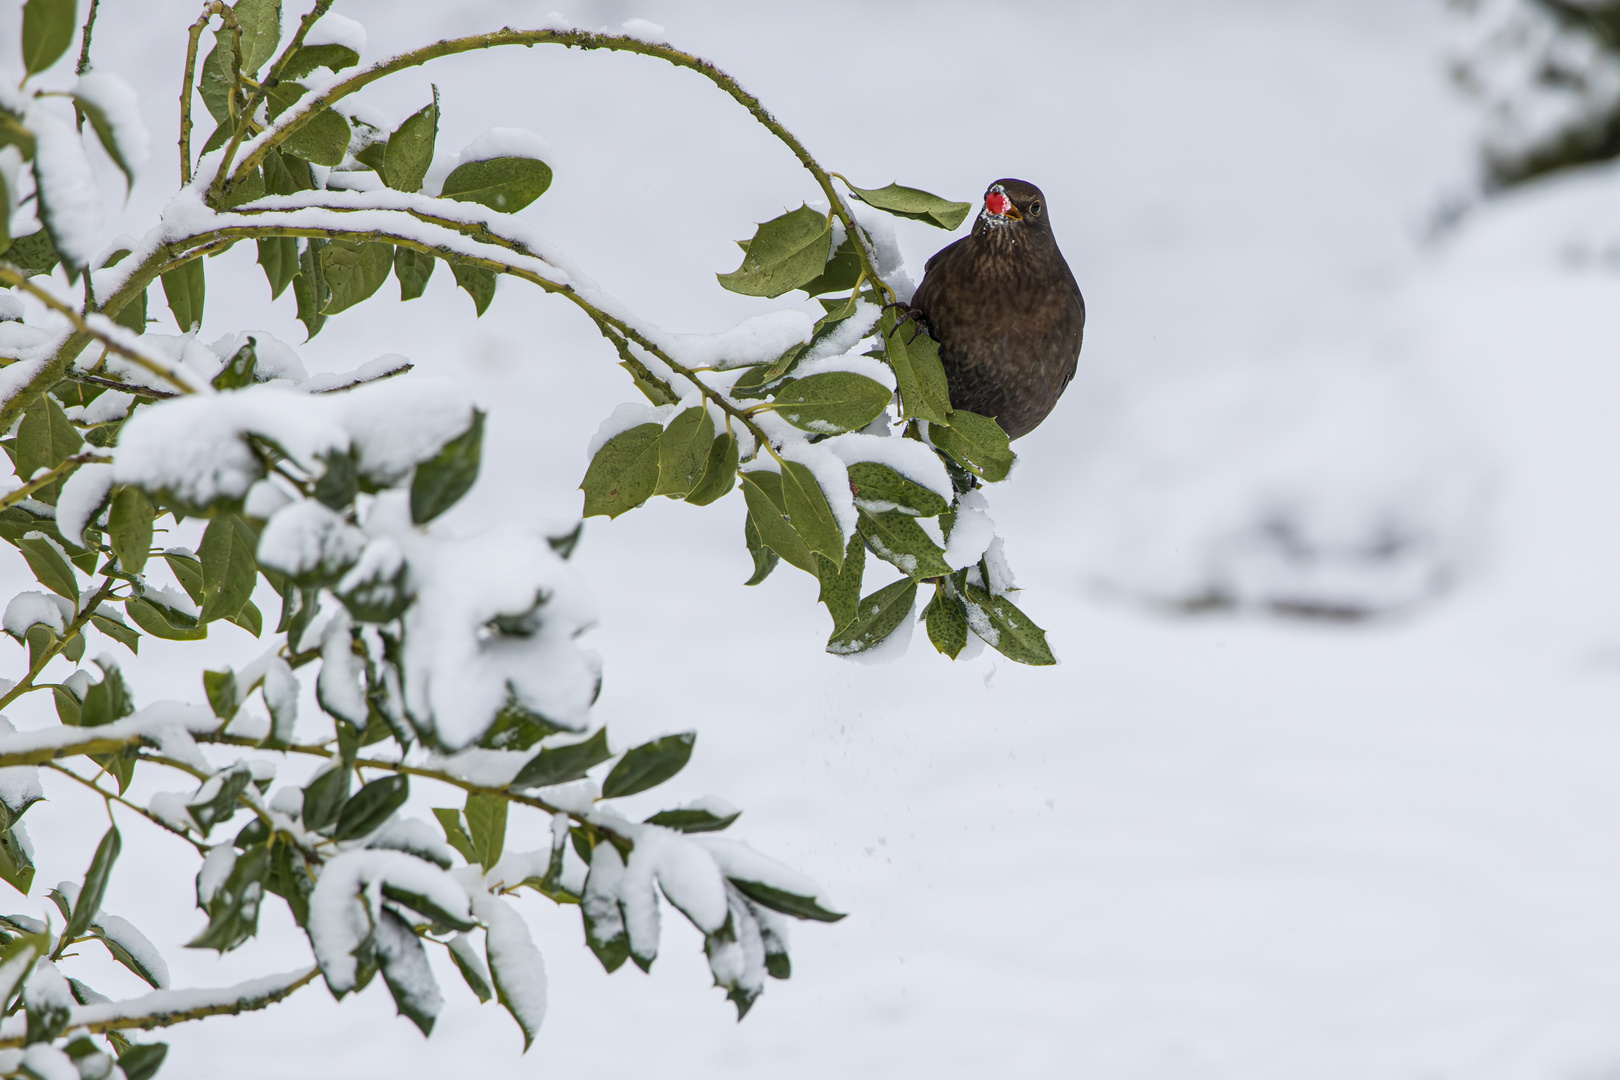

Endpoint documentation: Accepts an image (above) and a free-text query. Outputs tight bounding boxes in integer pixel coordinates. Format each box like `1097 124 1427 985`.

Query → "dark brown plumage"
909 178 1085 440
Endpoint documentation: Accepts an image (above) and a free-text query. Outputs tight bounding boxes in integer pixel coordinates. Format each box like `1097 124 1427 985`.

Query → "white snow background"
5 0 1620 1076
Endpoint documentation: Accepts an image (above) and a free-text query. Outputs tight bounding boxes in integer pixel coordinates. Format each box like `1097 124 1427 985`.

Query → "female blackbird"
908 179 1085 440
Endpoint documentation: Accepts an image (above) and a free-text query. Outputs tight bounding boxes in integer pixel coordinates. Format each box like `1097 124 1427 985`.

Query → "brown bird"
908 178 1085 440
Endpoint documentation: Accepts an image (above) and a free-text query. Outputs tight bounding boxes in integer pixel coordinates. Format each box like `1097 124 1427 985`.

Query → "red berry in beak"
985 192 1011 216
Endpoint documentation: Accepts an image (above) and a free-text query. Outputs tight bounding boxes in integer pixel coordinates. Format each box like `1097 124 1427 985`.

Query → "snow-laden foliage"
1450 0 1620 185
0 0 1166 1073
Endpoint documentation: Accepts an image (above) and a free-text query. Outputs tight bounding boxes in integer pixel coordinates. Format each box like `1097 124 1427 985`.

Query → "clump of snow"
73 72 151 180
55 463 114 545
243 479 293 520
257 500 367 583
0 717 41 815
26 102 101 267
316 608 368 728
367 494 600 748
196 846 235 906
113 379 478 509
586 401 676 459
95 914 169 988
208 332 309 383
822 433 952 503
620 18 668 43
3 591 69 638
943 490 996 571
308 850 470 995
658 310 812 372
305 12 366 53
776 441 857 541
459 128 552 166
470 893 546 1044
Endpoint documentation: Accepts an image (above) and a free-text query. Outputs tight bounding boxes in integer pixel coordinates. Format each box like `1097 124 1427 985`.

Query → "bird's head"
976 179 1050 237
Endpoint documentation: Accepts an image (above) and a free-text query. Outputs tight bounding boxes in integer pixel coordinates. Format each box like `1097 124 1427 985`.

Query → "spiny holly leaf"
960 582 1055 666
797 232 862 297
255 237 299 300
451 261 496 316
197 512 257 623
332 775 408 841
742 514 778 586
923 582 969 659
233 0 282 75
282 43 358 80
845 181 972 230
294 238 329 339
394 247 435 301
212 338 257 391
728 877 846 923
816 531 865 633
718 205 832 298
64 826 120 945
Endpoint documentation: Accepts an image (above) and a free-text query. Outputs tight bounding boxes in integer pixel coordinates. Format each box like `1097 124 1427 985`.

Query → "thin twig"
0 265 201 393
46 762 207 854
0 451 112 513
74 0 101 76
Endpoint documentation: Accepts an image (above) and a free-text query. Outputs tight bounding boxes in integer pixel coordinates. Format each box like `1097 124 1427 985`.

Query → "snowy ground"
8 0 1620 1076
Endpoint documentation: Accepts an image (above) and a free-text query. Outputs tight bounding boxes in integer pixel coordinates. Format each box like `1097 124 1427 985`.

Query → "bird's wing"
922 235 970 276
913 236 971 313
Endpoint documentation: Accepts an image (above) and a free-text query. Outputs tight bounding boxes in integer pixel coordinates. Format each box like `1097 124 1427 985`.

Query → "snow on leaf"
471 892 546 1050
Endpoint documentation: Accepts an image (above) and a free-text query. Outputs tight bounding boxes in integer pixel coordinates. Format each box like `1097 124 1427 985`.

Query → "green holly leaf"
826 577 917 656
580 423 661 519
717 205 832 298
879 309 952 425
739 470 815 575
844 181 972 230
770 372 892 434
601 732 695 799
653 406 714 498
930 409 1015 483
846 461 947 517
441 156 552 212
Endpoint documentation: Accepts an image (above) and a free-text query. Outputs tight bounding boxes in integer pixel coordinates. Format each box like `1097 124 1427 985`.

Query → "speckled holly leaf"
960 582 1054 666
929 409 1015 483
826 577 917 657
846 461 947 518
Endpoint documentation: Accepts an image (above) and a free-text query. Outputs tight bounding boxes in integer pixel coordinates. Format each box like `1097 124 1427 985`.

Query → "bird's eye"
1030 201 1043 216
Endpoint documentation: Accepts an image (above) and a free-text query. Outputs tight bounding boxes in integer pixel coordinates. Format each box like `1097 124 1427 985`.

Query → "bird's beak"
1003 205 1023 220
